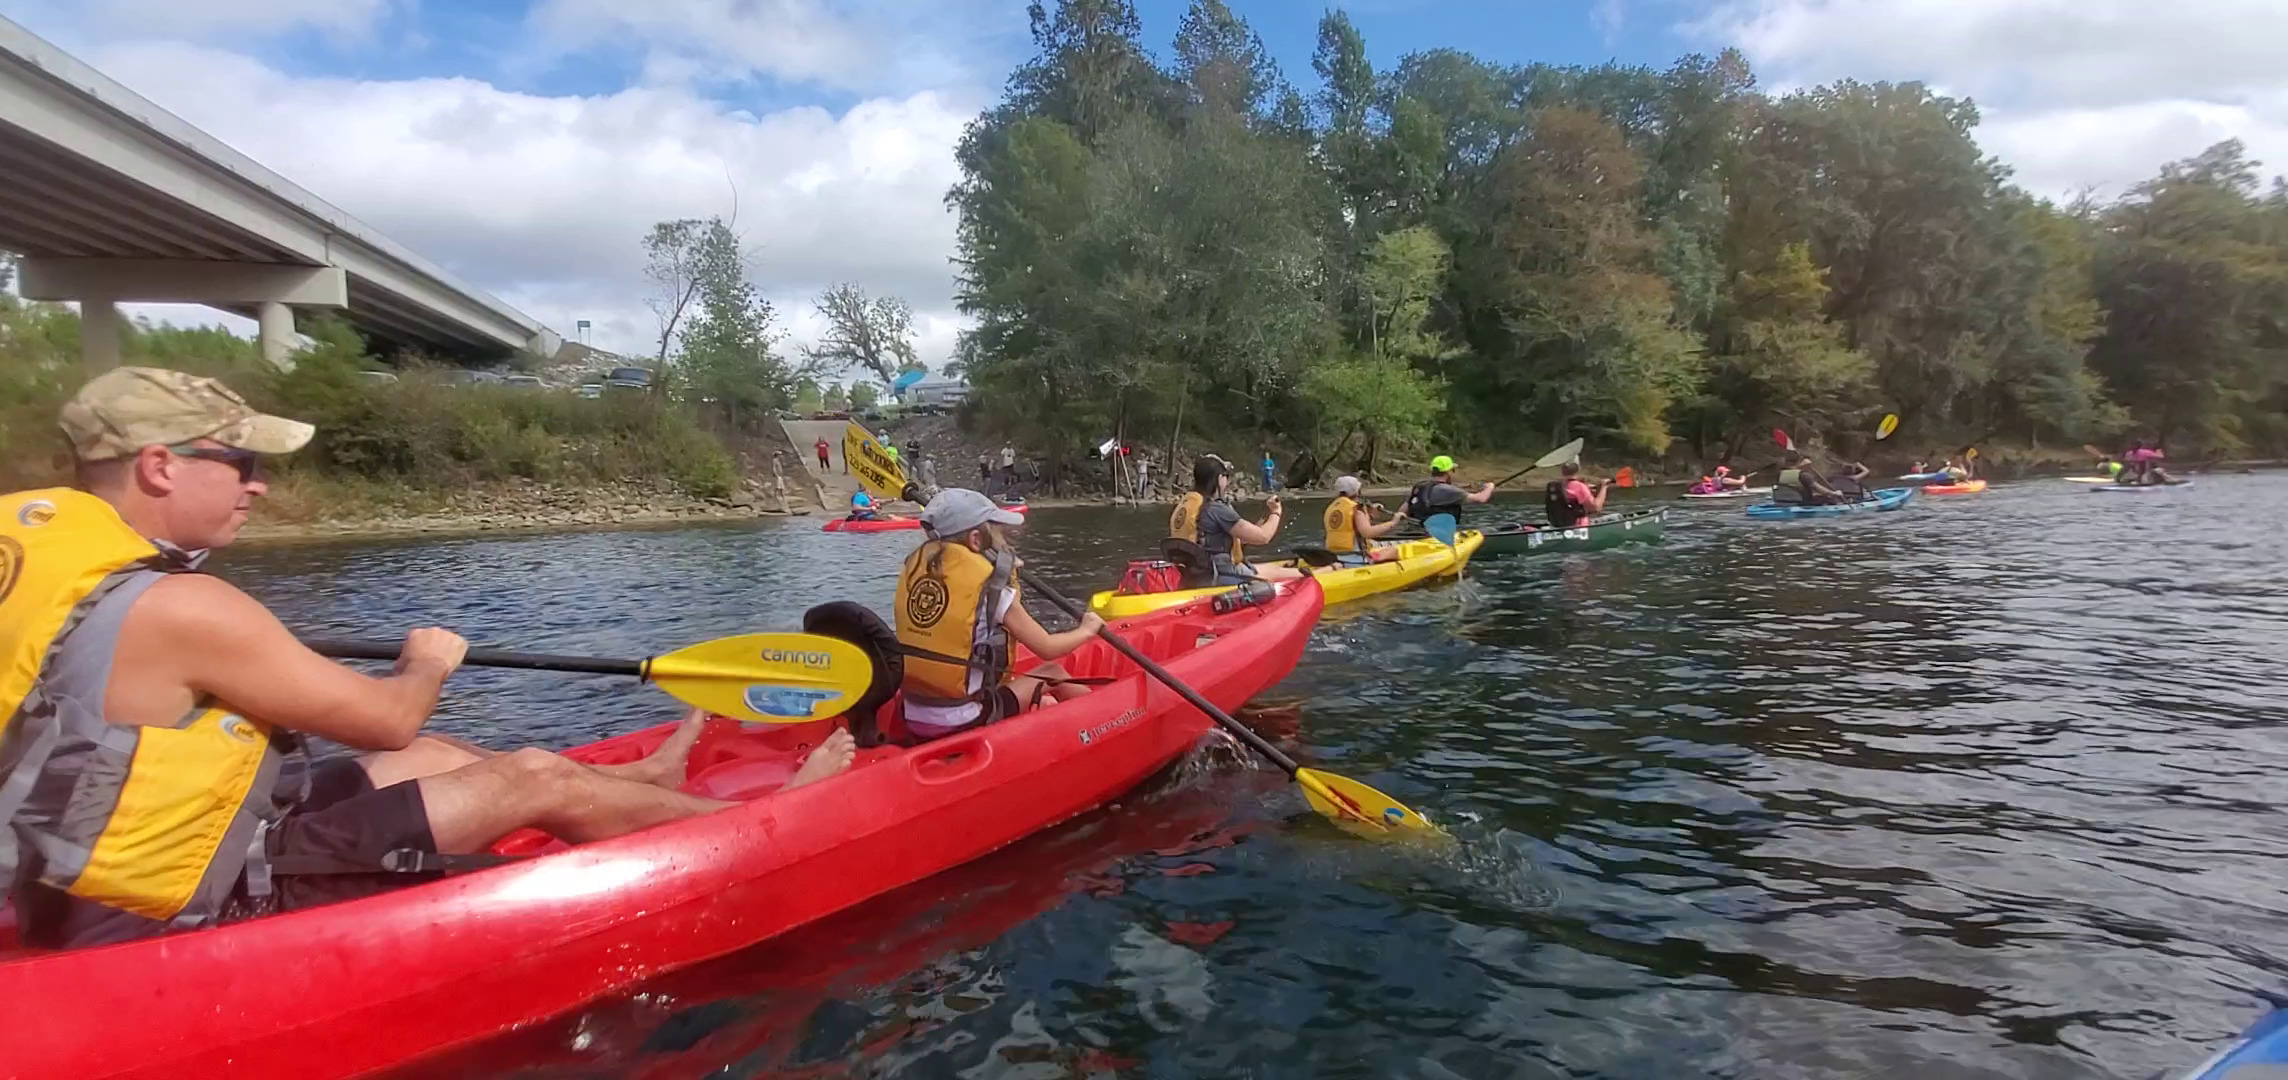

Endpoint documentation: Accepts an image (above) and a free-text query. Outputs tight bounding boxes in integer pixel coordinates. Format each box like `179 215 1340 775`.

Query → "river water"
220 475 2288 1079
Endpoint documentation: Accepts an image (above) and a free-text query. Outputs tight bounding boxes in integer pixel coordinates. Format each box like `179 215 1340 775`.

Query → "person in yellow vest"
1322 476 1402 565
1175 455 1305 585
896 488 1102 742
2 368 854 950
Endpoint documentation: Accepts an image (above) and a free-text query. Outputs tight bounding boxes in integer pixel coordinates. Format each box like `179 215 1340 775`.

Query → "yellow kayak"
1088 531 1484 619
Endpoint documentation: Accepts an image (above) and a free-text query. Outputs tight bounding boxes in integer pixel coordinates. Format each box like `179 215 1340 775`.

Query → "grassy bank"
0 301 742 523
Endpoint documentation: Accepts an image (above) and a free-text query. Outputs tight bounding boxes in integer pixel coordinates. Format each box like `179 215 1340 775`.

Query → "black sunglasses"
169 445 265 482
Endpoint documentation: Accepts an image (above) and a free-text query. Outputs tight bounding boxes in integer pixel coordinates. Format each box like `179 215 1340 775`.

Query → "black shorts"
220 758 439 922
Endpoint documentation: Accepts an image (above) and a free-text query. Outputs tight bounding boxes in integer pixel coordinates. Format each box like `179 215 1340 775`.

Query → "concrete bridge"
0 16 560 370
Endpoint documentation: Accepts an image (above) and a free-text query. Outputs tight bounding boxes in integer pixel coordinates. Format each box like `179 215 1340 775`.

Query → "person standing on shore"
814 437 831 474
999 444 1017 486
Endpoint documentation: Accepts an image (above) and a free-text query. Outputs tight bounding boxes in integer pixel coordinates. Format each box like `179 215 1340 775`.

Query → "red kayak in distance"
822 502 1028 532
0 577 1322 1080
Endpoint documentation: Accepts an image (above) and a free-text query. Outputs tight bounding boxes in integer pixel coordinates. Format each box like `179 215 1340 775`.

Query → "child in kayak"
1322 475 1404 565
1687 465 1747 495
895 488 1105 742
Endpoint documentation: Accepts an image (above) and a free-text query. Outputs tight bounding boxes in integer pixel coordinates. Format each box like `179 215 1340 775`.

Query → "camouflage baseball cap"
59 366 314 462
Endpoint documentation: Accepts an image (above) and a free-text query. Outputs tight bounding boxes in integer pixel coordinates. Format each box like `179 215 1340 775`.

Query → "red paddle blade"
1771 428 1794 451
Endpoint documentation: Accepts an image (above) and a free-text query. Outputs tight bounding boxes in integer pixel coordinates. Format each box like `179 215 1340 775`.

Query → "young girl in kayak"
1687 465 1746 495
1181 456 1305 585
896 488 1104 741
1322 476 1403 565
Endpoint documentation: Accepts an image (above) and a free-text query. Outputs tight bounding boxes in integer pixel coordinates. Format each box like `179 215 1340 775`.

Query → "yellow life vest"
1323 495 1360 553
1168 492 1202 543
896 540 1017 707
0 488 292 928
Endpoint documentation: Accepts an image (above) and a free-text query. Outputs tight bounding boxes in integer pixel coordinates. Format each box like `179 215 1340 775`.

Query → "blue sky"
3 0 2280 363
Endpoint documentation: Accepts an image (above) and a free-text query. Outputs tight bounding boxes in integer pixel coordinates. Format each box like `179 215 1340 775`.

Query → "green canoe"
1475 508 1667 557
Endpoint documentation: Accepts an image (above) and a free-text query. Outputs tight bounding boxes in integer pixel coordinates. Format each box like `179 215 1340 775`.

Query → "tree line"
948 0 2288 478
638 220 927 429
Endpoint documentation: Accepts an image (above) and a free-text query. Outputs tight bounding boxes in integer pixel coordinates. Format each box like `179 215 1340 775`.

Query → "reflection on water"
225 478 2288 1079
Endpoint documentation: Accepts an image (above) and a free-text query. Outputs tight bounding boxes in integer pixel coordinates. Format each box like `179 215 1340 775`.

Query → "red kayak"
822 502 1028 532
0 578 1321 1079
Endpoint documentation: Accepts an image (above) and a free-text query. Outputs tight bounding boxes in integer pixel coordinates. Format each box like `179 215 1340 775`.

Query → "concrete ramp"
779 419 864 508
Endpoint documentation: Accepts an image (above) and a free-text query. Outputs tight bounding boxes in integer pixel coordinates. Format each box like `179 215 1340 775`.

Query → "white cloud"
1692 0 2288 199
527 0 879 92
521 0 1011 98
12 0 395 41
1592 0 1628 43
87 41 980 366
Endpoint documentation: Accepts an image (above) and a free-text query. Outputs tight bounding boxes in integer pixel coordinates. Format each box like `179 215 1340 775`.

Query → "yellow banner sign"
843 422 908 502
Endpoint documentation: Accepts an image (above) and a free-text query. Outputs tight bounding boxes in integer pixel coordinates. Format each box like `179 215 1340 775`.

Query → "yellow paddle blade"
1877 413 1899 440
1966 446 1979 460
644 632 874 725
1297 767 1443 838
843 422 910 502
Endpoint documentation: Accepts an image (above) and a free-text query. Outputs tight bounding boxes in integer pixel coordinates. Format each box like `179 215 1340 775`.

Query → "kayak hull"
0 579 1321 1080
2178 1008 2288 1079
1475 509 1666 557
1922 479 1988 495
822 502 1027 532
1680 486 1771 500
1088 531 1482 618
2091 481 2194 492
1744 487 1916 519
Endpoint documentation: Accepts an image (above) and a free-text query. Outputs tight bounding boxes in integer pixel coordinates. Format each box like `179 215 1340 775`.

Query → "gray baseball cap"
1334 475 1362 495
920 487 1024 539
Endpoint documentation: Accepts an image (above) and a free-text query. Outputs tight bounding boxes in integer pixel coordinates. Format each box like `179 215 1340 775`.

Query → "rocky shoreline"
238 479 812 545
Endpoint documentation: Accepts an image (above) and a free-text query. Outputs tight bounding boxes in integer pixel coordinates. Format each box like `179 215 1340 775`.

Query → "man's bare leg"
357 710 711 792
417 730 856 853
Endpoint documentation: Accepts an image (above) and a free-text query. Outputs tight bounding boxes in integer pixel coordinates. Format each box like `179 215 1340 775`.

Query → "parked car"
439 369 504 387
357 370 398 385
576 383 603 399
603 366 653 393
502 374 546 390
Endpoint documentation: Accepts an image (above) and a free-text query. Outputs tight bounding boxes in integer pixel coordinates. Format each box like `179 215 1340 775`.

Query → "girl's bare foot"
784 729 856 791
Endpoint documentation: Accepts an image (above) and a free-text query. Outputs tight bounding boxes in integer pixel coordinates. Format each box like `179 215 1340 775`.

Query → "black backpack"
1404 480 1438 522
1545 480 1585 527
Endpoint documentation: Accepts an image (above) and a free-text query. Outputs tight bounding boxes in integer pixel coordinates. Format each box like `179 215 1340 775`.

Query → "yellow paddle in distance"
303 633 873 725
1877 413 1900 440
1018 570 1443 840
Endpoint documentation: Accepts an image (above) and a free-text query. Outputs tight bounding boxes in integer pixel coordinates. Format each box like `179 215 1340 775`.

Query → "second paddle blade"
1298 768 1442 838
645 632 875 725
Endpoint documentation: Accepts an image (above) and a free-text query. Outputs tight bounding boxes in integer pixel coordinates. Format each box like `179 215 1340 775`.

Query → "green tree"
2090 140 2288 451
668 218 790 432
805 283 919 389
822 382 848 411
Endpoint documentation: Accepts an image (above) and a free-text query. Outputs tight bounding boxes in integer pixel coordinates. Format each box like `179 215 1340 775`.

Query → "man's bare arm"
126 575 464 750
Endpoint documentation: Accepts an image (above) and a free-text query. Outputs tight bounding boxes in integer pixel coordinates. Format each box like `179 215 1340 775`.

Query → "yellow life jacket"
1168 492 1202 543
896 540 1017 708
1323 495 1360 553
0 488 294 929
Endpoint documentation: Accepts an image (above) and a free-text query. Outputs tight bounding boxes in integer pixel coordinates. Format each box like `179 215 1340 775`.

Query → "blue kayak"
1743 487 1916 519
2178 1009 2288 1078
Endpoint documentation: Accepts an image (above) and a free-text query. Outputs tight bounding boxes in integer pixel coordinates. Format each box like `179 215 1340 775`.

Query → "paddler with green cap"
1402 454 1495 546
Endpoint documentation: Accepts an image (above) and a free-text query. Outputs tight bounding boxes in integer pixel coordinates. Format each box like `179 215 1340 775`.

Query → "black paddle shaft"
302 638 645 678
1017 571 1304 777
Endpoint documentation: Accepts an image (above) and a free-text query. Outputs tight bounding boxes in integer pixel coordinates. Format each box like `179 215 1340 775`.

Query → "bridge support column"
79 298 123 373
19 258 347 373
257 301 297 371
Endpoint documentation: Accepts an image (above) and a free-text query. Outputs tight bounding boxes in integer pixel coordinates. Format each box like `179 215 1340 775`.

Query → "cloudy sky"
5 0 2281 370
